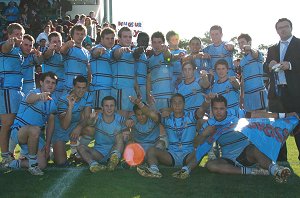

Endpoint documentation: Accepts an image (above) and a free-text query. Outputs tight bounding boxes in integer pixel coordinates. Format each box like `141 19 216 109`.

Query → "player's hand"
70 127 81 140
202 92 217 103
7 37 15 47
39 92 52 101
268 60 278 71
66 40 75 48
200 70 208 78
126 119 135 128
243 45 251 53
225 43 234 51
67 94 76 109
129 95 142 105
33 47 42 57
120 47 132 53
202 53 211 59
96 47 106 56
279 61 290 70
229 76 237 84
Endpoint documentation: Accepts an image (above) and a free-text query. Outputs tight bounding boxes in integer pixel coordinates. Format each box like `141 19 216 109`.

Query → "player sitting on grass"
195 95 297 183
51 75 93 166
77 96 127 173
135 93 211 179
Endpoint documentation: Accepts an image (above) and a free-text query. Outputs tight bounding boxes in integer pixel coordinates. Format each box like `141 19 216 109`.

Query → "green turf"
0 137 299 198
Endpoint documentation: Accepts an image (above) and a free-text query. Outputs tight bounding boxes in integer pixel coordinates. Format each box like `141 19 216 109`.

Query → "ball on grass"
123 143 145 166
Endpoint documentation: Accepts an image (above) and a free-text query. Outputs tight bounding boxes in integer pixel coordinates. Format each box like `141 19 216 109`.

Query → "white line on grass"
43 168 83 198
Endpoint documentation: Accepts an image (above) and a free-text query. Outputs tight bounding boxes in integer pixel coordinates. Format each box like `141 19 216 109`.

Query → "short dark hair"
166 30 178 42
7 23 25 35
182 60 196 70
189 37 201 45
70 24 86 38
73 75 87 86
210 25 222 33
23 34 35 43
40 71 58 84
133 102 147 113
171 93 185 104
48 31 62 42
137 32 149 47
100 27 115 38
117 27 131 38
237 33 252 42
275 18 293 30
151 31 165 43
211 95 227 108
101 96 117 107
214 59 229 70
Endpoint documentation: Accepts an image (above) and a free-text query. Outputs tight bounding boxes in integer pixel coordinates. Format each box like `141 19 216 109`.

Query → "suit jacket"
264 36 300 112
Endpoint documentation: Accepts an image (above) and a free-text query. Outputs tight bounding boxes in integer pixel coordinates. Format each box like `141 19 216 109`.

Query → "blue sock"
269 162 278 176
241 166 252 175
8 159 21 169
111 150 121 159
28 154 37 167
1 152 10 158
150 164 159 172
182 166 190 174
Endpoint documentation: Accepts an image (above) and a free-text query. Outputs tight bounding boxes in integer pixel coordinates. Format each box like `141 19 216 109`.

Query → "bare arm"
26 92 52 104
60 40 75 55
194 125 216 148
113 47 132 60
59 94 75 130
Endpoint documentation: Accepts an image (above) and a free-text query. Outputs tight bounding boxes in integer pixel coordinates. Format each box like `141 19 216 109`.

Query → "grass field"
0 137 300 198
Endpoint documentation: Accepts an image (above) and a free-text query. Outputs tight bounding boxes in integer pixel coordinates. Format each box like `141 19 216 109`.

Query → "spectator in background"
28 9 41 38
56 25 66 41
71 14 79 24
76 14 86 25
63 15 74 28
47 20 55 32
36 25 50 45
19 12 30 33
4 1 20 25
84 17 93 38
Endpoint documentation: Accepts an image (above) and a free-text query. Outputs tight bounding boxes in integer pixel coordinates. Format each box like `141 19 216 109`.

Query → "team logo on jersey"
226 86 230 93
192 89 197 95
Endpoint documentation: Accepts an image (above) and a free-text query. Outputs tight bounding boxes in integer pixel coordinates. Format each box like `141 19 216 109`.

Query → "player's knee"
77 144 86 153
29 126 41 139
206 161 219 173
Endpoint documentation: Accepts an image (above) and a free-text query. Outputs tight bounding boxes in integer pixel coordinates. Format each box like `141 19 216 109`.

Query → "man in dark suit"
264 18 300 162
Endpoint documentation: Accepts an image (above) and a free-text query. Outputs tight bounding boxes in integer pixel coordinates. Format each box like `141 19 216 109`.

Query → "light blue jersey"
177 78 205 112
171 48 186 88
21 53 37 95
0 43 24 114
90 44 113 91
240 52 268 111
43 50 65 94
94 113 126 157
162 110 197 153
130 115 160 151
135 51 148 100
148 52 174 99
52 92 93 143
203 42 235 77
111 44 136 89
211 79 240 112
199 110 250 162
12 89 57 128
10 89 57 152
63 46 90 91
193 57 210 78
0 43 23 90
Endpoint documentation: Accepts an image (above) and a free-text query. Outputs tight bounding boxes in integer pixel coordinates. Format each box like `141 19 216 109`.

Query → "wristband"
278 113 286 118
